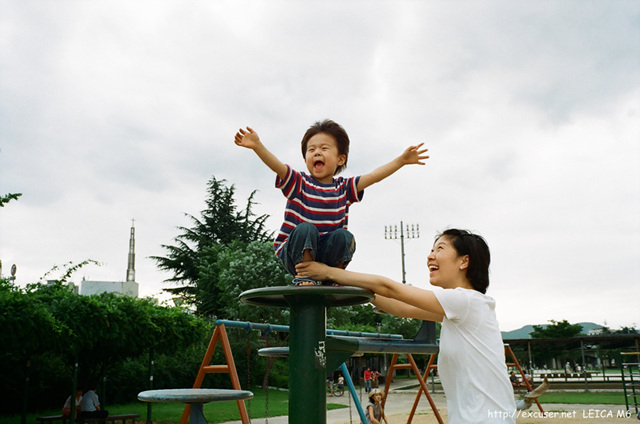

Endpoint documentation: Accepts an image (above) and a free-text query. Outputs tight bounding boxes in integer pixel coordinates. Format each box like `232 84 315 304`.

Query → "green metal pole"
146 349 154 424
288 294 327 424
21 359 30 424
71 358 79 423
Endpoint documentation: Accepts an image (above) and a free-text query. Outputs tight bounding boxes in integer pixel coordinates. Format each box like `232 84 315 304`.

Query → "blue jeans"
280 222 356 277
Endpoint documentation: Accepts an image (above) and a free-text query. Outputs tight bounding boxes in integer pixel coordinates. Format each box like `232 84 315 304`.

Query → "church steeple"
126 219 136 282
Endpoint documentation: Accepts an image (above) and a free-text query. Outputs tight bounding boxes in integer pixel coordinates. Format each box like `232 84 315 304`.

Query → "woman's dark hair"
301 119 350 175
437 228 490 294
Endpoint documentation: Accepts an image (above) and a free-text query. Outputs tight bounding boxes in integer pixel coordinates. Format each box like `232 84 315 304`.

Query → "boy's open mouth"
313 160 324 170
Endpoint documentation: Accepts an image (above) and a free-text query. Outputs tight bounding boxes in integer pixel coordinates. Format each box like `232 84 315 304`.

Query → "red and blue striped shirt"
274 165 364 257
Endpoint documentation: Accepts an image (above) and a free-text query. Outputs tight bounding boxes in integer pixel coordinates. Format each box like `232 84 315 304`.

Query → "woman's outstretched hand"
295 261 332 281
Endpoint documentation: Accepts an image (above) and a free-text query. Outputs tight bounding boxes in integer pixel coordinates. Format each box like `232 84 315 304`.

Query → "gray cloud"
1 0 638 330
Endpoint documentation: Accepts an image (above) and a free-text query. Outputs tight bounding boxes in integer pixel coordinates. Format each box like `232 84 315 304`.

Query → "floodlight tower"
384 221 419 284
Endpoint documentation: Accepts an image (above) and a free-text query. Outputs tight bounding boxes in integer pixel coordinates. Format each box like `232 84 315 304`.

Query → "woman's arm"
367 405 380 424
295 262 445 320
372 294 443 323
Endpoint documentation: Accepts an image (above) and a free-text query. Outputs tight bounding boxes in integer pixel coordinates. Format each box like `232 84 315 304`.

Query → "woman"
365 388 388 424
296 229 517 423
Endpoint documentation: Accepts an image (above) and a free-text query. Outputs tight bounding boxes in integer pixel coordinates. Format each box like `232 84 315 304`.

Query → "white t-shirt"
434 287 516 423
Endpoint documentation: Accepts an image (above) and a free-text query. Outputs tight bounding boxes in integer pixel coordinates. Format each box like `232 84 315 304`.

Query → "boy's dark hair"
437 229 491 294
301 119 350 175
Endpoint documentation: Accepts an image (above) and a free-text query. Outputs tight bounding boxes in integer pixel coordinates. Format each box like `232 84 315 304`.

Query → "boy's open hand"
400 143 429 165
234 126 261 150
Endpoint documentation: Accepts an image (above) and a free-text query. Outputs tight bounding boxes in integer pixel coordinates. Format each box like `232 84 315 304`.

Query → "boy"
234 120 428 285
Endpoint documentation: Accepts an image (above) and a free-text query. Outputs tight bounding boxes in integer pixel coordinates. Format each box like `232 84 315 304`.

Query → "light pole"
384 221 419 284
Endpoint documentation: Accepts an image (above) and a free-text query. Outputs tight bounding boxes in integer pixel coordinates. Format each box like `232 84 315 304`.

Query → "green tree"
214 240 293 390
0 279 68 361
530 319 584 338
530 319 584 368
151 176 273 315
0 192 22 207
0 276 210 413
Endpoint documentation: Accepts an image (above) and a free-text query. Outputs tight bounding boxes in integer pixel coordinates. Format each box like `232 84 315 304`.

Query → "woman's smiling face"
427 236 467 288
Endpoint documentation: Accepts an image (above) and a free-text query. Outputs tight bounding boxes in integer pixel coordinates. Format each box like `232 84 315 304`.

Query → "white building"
79 221 139 297
80 279 138 297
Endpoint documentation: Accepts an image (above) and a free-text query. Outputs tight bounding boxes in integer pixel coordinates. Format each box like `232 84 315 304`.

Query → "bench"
83 414 140 424
36 416 71 424
36 414 139 424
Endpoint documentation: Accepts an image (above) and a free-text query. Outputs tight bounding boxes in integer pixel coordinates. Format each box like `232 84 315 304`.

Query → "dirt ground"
384 403 636 424
227 391 637 424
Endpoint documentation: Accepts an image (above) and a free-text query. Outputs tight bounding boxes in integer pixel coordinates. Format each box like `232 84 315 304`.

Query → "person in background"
365 388 388 424
80 383 108 420
363 367 372 393
61 389 82 418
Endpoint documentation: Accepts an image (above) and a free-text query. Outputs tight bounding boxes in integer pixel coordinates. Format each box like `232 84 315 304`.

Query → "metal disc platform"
240 285 374 308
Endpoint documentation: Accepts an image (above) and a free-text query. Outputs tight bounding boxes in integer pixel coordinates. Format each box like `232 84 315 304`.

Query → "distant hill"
502 322 602 339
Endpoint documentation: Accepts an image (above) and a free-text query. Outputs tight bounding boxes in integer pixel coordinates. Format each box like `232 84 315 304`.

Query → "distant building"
80 221 139 297
80 279 138 297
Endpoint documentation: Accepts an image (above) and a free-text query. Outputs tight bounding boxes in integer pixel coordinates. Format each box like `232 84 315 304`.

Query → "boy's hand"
400 142 429 165
234 126 262 150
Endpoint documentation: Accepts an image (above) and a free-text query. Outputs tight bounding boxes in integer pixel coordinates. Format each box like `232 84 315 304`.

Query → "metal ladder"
621 352 640 417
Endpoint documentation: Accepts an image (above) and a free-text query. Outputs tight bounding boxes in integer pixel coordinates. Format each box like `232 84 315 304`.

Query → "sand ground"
225 389 635 424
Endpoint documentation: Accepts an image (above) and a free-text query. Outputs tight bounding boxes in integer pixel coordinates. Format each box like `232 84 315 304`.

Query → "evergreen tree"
151 176 273 316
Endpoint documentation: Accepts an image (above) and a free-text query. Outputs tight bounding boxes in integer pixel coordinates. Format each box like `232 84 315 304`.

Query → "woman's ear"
459 255 470 270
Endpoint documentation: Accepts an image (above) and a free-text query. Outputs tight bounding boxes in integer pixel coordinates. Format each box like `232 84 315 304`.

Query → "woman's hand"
295 261 333 281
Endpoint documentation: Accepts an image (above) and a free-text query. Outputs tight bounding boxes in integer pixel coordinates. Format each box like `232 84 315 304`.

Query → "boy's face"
304 132 346 184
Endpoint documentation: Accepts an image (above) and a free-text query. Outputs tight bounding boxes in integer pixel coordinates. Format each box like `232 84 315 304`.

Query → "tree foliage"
530 319 584 339
215 240 292 323
151 176 273 316
0 277 211 412
0 192 22 207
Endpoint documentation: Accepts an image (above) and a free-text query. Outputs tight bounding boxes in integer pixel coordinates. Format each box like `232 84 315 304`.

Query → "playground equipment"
180 318 405 424
178 323 251 424
621 352 640 416
259 319 443 423
505 344 544 413
179 286 538 423
240 285 375 424
240 286 446 424
138 388 253 424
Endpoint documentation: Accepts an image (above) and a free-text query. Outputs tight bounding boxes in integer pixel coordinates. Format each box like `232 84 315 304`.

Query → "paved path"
221 378 631 423
223 379 447 424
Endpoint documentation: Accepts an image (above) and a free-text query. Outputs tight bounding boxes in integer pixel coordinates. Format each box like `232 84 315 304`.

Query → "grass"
535 391 626 405
1 388 347 424
4 389 629 423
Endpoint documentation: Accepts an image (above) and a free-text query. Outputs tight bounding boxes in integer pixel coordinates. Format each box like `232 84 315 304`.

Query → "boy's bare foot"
293 277 317 286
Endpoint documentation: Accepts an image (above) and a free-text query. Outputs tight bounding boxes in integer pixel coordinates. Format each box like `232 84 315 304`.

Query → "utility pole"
384 221 419 284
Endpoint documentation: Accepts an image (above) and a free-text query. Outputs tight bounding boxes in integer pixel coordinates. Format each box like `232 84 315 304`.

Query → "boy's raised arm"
234 126 288 180
356 143 429 191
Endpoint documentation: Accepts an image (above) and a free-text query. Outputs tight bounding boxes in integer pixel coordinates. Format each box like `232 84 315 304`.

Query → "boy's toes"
293 277 318 286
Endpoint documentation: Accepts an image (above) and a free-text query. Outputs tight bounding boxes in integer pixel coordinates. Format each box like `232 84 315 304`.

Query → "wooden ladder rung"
202 365 231 373
392 363 414 370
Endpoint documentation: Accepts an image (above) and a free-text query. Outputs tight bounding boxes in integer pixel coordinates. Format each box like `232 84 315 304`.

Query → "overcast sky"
1 1 639 332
